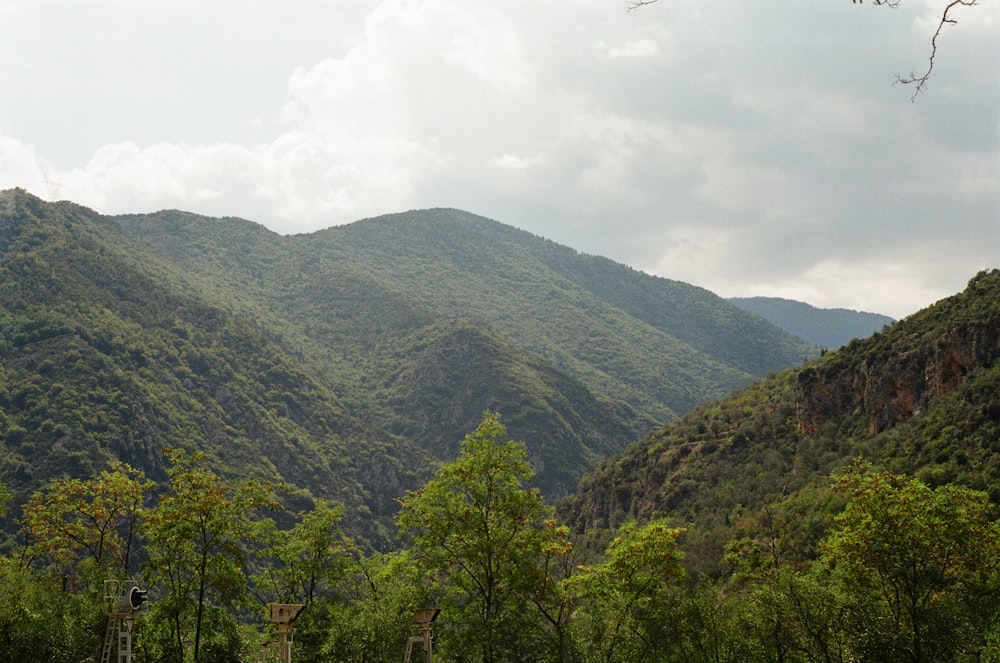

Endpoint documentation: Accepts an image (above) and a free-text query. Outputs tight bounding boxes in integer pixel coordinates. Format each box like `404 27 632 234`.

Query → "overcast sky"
1 0 997 318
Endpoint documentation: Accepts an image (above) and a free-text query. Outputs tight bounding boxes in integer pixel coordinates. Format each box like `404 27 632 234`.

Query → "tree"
249 496 355 661
143 448 280 663
0 479 9 519
5 469 150 662
822 464 1000 662
568 519 686 663
19 462 151 578
0 556 97 663
628 0 980 96
317 550 430 663
251 497 352 607
397 412 570 663
521 526 577 663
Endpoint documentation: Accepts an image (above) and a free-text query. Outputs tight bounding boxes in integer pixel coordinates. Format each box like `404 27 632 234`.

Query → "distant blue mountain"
727 296 894 349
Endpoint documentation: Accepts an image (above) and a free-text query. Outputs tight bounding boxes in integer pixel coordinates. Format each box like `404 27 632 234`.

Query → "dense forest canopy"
1 403 998 662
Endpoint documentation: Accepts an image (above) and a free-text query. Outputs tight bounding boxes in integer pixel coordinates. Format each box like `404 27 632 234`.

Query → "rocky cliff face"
795 322 999 436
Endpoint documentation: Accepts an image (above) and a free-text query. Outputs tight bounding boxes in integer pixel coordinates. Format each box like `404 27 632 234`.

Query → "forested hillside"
728 295 894 349
564 268 1000 575
106 198 818 498
0 191 422 541
0 189 814 531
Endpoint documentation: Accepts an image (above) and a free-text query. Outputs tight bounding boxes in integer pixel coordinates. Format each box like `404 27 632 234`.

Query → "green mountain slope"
728 296 894 349
109 204 816 480
295 209 817 417
379 319 639 497
1 189 820 541
562 269 1000 575
108 208 651 499
0 192 429 541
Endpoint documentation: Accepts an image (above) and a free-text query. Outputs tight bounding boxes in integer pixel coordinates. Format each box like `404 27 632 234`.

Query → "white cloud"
490 152 545 171
0 134 49 196
282 0 536 137
0 0 995 317
596 37 661 61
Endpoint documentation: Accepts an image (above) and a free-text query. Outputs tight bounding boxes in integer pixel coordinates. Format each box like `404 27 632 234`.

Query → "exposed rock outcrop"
796 322 999 436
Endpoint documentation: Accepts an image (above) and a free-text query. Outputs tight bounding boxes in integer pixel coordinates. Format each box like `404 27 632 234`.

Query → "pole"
423 625 432 663
123 618 133 663
278 624 291 663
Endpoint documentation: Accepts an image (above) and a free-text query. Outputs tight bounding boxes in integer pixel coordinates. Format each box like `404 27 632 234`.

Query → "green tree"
19 462 150 577
822 464 1000 662
317 550 429 663
522 525 576 663
249 497 355 661
251 497 352 607
728 565 851 663
721 488 851 663
0 556 98 663
11 464 151 661
143 448 280 663
0 479 9 519
569 519 685 663
397 411 569 663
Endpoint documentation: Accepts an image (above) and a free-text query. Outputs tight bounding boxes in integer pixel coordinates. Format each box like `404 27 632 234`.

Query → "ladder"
101 580 135 663
403 635 429 663
100 617 117 663
118 620 131 663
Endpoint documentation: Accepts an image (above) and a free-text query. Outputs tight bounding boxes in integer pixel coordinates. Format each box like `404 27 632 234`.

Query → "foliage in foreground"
0 414 998 662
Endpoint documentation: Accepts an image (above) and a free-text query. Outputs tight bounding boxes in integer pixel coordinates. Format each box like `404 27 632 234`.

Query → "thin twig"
626 0 660 14
895 0 977 99
629 1 979 98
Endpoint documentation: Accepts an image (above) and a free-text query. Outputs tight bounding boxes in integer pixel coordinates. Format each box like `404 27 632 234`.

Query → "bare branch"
894 0 977 98
851 0 902 7
628 1 980 97
626 0 660 14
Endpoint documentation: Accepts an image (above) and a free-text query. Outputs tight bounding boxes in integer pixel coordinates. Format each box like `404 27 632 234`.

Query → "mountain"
0 191 418 540
0 189 816 542
107 203 817 488
728 296 894 349
561 269 1000 575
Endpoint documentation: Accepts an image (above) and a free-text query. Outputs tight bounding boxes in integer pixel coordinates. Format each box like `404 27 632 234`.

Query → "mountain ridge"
0 189 816 542
728 295 894 349
294 209 817 415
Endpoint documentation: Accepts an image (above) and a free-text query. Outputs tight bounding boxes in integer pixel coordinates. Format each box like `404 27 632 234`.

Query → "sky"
1 0 997 319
